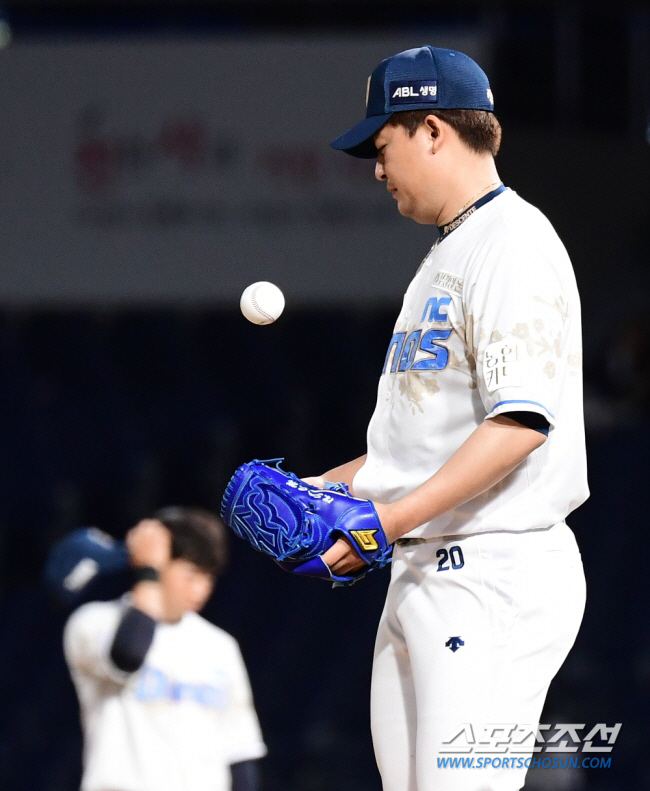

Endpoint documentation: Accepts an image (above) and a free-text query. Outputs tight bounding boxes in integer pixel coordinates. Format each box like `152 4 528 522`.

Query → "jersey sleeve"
63 600 133 685
222 641 267 765
464 241 572 428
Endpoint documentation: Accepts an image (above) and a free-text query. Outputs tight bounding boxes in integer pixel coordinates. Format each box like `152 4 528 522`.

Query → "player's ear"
424 115 444 153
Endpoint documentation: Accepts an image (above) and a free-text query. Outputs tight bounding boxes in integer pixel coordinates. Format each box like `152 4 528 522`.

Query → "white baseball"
240 281 285 325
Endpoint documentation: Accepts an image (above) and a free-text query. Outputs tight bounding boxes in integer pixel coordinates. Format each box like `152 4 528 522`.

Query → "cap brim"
330 113 393 158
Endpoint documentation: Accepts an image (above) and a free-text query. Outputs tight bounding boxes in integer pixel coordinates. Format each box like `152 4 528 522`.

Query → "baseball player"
310 46 588 791
64 507 266 791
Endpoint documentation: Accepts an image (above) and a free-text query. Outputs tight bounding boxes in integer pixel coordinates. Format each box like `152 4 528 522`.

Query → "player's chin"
396 200 411 217
410 209 438 225
396 201 424 223
186 599 207 614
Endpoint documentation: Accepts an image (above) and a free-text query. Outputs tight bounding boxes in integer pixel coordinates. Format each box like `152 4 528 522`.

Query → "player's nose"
375 160 387 181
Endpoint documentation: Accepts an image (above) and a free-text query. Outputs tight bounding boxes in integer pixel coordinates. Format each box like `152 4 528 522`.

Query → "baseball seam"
250 286 275 322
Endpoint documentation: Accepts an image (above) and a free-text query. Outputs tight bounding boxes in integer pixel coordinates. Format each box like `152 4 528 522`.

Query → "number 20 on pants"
436 546 465 571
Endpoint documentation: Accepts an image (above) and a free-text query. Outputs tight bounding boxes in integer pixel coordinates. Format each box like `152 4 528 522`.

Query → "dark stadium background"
0 2 648 789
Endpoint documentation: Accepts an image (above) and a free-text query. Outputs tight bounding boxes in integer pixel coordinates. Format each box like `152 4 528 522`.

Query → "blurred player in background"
64 507 266 791
309 46 588 791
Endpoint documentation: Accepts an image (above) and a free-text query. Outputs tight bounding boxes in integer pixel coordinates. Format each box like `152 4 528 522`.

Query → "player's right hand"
321 536 366 575
300 476 326 488
126 519 171 571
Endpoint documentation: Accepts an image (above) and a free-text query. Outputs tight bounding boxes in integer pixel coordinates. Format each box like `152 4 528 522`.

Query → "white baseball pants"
371 522 586 791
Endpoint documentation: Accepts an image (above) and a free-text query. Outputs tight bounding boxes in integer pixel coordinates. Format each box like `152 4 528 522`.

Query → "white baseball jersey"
64 599 266 791
353 188 589 537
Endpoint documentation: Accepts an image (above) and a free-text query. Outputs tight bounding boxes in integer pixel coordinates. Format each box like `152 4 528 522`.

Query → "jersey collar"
437 184 507 242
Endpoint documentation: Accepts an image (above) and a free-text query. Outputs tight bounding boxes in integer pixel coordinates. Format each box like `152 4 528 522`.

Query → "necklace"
437 182 506 243
454 181 501 218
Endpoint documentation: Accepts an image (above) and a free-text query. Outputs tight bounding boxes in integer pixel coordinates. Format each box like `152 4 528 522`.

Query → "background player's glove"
220 459 392 585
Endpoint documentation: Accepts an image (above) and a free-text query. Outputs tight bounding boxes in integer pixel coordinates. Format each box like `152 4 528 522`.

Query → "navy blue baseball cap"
43 527 130 609
331 45 494 159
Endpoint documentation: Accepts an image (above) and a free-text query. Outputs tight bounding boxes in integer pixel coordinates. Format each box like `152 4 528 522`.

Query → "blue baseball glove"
220 459 392 585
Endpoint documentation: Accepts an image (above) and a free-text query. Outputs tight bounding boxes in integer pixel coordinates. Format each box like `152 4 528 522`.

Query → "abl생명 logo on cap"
389 80 439 106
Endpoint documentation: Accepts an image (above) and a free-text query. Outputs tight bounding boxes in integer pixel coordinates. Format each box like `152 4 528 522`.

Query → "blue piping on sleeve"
488 400 555 420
